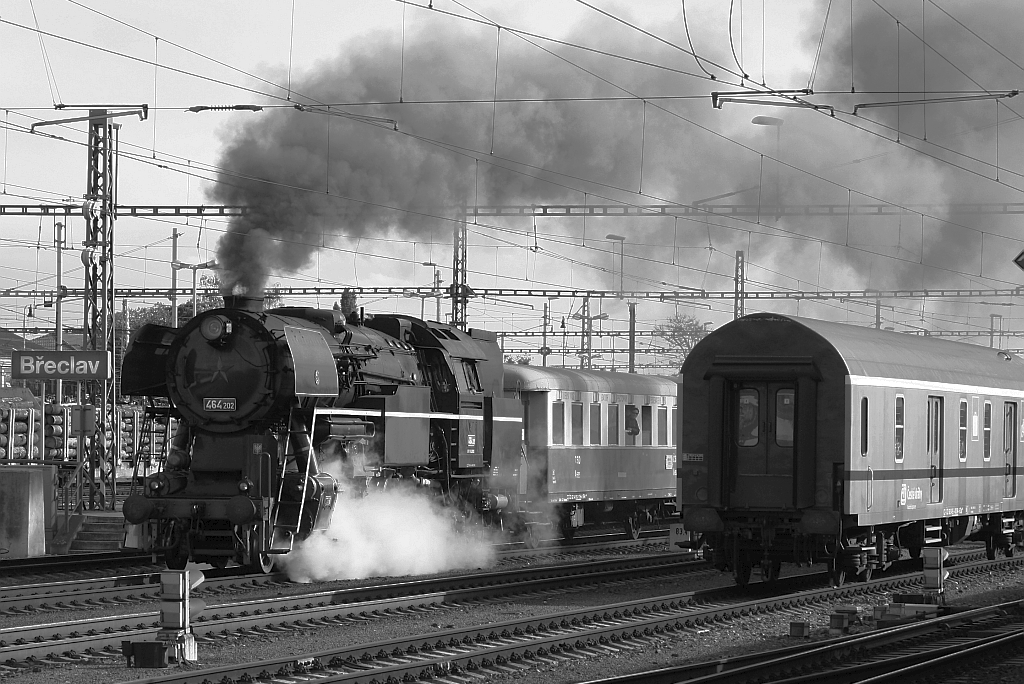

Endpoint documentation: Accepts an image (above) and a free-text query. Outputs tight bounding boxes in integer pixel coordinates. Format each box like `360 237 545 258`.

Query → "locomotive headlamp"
200 315 233 344
238 479 253 494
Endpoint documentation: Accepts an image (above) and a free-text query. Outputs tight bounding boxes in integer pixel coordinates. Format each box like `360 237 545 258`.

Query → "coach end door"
729 383 795 509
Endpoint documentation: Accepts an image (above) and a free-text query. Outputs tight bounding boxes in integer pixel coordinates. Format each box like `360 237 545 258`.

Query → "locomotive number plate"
204 397 237 411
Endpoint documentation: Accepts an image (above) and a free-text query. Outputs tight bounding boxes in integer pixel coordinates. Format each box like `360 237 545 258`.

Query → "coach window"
590 403 602 445
776 389 795 447
625 404 640 445
959 399 968 462
641 405 653 445
657 406 668 445
608 404 620 445
571 403 584 446
984 401 992 461
552 400 565 445
860 397 869 456
736 390 759 447
894 395 905 463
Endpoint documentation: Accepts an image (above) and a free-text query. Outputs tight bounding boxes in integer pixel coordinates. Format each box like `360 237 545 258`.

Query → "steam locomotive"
678 313 1024 586
122 295 678 571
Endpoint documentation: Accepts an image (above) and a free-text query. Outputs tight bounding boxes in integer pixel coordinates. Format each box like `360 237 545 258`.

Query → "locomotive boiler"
121 295 521 571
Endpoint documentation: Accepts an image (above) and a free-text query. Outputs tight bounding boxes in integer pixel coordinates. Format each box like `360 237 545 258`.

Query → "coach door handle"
867 466 873 510
931 465 937 478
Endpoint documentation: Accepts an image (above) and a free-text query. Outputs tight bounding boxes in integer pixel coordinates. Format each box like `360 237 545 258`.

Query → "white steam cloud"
278 484 497 583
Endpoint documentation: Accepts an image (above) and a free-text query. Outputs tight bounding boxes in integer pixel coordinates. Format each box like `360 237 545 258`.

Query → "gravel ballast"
5 546 1024 684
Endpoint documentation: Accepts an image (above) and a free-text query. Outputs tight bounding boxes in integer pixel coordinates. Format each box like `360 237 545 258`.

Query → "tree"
654 312 709 370
335 288 358 316
503 354 532 365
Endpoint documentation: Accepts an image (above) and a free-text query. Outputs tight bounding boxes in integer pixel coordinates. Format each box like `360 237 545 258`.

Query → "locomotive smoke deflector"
283 326 340 396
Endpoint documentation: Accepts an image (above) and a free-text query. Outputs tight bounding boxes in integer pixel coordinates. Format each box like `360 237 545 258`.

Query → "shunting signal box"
124 569 205 667
922 547 950 594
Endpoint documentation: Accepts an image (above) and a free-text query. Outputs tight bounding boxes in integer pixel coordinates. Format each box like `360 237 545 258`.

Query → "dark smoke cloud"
209 16 758 295
209 3 1024 298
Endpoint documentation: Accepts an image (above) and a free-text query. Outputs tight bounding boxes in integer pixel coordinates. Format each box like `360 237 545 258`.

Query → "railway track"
0 536 672 617
577 598 1024 684
0 551 702 672
0 551 158 587
4 550 1016 682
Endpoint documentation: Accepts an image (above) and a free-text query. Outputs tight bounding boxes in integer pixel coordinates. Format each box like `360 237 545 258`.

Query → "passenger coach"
504 366 679 540
678 313 1024 585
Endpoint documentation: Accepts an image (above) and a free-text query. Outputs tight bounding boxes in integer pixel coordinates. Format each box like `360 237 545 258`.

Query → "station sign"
11 350 112 380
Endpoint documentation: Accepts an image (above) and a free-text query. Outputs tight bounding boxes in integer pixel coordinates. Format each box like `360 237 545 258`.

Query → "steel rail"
0 535 668 614
0 553 701 661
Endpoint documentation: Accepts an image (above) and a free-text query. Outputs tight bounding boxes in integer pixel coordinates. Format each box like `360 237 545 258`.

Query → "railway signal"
157 569 205 662
922 547 949 594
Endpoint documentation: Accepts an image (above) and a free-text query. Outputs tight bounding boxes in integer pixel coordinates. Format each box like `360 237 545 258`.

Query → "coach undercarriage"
706 511 1024 587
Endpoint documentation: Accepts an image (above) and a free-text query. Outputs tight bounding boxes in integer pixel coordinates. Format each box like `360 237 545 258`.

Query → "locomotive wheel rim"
252 551 275 574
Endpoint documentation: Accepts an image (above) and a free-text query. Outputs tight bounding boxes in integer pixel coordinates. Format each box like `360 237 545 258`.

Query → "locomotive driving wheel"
249 532 275 574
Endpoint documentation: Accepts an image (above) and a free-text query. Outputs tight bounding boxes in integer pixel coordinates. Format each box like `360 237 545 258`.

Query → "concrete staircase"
69 515 124 552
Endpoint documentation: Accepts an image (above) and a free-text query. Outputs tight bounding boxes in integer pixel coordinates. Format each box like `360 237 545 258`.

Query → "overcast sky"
2 1 1022 360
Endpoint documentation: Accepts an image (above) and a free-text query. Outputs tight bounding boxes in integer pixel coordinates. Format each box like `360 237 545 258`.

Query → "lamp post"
171 259 218 320
21 305 34 350
606 234 625 297
422 262 442 321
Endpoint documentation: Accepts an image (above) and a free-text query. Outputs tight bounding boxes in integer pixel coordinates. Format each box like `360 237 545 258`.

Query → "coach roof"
698 313 1024 392
503 364 679 396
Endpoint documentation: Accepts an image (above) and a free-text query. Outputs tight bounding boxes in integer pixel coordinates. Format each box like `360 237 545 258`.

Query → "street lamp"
422 262 442 321
171 259 218 320
606 234 625 297
21 305 33 350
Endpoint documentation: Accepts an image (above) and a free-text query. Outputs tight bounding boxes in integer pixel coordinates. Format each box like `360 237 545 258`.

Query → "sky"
2 0 1023 367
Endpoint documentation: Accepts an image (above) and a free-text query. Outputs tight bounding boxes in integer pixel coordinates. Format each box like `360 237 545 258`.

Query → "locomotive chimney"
223 294 265 312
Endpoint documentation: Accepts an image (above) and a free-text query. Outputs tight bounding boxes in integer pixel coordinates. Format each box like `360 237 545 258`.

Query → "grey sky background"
1 0 1022 358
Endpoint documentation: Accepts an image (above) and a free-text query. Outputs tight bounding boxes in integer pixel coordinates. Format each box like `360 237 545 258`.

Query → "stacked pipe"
43 404 64 460
120 408 139 466
0 407 39 460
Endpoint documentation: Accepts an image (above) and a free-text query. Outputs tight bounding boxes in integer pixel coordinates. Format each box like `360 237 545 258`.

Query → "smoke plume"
209 3 1024 299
